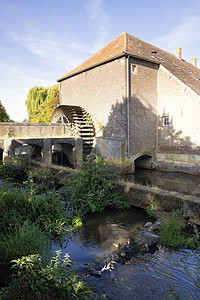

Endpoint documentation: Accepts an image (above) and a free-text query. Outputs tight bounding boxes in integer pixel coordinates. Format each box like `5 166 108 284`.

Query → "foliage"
25 85 60 123
146 202 158 220
0 222 49 267
59 154 130 216
159 214 200 248
159 215 185 247
0 100 12 122
0 157 33 180
0 183 68 239
0 252 93 300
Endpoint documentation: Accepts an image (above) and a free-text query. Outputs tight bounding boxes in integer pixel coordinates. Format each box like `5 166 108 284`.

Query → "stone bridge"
0 122 83 168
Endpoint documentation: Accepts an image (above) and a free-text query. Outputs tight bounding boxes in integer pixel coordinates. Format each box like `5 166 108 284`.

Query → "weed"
59 154 130 216
146 202 158 220
159 213 200 248
0 252 93 299
0 222 49 268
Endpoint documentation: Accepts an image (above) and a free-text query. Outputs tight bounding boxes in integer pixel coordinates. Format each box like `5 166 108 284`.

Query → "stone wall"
0 123 66 139
117 180 200 225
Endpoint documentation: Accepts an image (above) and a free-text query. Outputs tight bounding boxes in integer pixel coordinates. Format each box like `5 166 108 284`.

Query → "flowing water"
53 206 200 300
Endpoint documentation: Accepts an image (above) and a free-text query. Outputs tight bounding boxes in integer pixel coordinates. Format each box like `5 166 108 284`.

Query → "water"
53 207 200 299
124 169 200 197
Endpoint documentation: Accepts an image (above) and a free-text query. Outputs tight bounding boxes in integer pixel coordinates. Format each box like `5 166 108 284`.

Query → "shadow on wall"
97 95 200 165
102 95 157 158
158 116 200 155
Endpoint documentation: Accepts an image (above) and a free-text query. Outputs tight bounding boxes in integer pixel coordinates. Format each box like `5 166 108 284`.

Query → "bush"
0 252 93 300
0 157 32 180
59 154 130 216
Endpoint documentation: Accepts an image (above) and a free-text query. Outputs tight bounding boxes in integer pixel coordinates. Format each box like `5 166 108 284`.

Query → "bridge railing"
0 122 80 139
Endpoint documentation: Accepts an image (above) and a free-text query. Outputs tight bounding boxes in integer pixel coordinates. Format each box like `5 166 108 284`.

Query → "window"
131 64 137 73
163 116 169 126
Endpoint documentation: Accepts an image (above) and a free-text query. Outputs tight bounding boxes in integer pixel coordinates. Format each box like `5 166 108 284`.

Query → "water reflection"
53 207 200 299
53 207 148 268
123 169 200 197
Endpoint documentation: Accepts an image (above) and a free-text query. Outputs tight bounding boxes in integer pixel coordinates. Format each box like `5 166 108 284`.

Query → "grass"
0 222 49 267
159 213 200 248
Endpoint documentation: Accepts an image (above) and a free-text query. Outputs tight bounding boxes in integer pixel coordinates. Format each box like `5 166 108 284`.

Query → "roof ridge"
124 31 127 52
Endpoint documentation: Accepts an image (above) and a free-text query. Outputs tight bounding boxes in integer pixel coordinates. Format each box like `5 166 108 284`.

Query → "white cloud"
153 16 200 52
10 30 89 71
86 0 109 53
0 60 54 121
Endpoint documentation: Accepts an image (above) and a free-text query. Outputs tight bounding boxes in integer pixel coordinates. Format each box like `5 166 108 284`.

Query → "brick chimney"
175 47 182 59
192 57 197 67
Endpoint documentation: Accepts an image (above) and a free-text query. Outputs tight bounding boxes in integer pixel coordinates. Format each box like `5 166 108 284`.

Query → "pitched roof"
58 32 200 96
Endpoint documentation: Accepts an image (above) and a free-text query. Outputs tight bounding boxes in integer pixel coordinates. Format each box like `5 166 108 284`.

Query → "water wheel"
51 105 95 156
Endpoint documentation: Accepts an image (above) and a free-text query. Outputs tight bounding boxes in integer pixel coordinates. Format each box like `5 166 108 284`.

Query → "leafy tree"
0 100 11 122
25 85 60 123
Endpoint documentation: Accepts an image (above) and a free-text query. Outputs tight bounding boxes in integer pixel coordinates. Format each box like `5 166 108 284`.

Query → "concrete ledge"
157 153 200 175
116 180 200 225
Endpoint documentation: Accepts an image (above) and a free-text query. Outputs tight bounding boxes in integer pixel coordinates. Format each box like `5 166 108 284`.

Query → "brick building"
54 32 200 174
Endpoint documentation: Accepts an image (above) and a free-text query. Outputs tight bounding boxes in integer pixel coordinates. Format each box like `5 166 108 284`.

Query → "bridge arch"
0 148 3 163
51 105 95 156
134 153 154 170
52 142 74 167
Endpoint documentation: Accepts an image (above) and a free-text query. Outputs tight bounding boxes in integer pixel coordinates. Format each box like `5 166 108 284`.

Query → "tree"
25 85 60 123
0 100 11 122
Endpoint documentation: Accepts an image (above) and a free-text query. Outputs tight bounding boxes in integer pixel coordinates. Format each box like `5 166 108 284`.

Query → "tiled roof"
58 32 200 96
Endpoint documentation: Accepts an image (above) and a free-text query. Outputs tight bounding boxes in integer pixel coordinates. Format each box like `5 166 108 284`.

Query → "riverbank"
0 156 200 299
117 180 200 225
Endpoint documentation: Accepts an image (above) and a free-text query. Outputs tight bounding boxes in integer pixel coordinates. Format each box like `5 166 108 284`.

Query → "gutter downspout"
127 55 130 157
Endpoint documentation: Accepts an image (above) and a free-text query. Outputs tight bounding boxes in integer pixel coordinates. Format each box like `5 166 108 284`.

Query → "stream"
53 206 200 299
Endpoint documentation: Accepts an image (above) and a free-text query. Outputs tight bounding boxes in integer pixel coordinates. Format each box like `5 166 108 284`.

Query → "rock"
144 222 153 228
132 230 159 253
149 220 161 232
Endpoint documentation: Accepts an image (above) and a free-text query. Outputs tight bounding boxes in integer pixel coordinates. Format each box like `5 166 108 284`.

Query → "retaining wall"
117 180 200 225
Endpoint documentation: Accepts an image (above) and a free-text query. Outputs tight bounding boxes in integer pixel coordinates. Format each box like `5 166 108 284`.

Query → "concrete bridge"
0 122 83 168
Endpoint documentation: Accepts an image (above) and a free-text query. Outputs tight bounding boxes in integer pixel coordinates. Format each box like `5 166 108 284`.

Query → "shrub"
59 154 130 216
0 252 93 300
0 157 32 180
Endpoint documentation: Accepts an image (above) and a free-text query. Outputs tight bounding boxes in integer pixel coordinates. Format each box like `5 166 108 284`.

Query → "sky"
1 0 200 122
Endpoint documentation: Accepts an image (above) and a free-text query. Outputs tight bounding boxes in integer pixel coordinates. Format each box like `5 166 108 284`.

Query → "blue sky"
1 0 200 121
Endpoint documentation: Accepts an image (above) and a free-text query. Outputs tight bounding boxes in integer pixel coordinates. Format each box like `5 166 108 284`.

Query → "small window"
163 116 169 126
131 64 137 73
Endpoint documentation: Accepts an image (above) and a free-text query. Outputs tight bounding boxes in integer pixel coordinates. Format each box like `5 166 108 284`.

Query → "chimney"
192 57 197 67
175 47 182 59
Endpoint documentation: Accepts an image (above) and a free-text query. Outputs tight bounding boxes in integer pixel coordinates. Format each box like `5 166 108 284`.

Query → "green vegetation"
25 85 59 123
0 155 128 298
59 154 130 217
0 252 92 300
159 213 200 248
0 223 48 267
0 157 33 180
0 100 13 122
